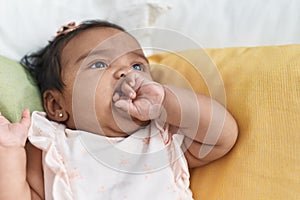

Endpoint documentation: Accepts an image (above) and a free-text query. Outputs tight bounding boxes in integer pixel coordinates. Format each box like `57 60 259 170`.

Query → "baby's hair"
21 20 125 95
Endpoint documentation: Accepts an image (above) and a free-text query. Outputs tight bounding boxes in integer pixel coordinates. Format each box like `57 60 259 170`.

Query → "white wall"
0 0 299 60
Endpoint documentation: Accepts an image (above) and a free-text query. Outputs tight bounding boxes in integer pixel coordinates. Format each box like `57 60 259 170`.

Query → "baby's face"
59 27 151 136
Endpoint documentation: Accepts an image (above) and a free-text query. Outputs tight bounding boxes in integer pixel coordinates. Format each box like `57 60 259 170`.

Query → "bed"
0 0 299 199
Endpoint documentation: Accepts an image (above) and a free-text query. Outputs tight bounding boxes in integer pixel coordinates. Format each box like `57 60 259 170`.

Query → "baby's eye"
131 63 143 71
90 61 107 69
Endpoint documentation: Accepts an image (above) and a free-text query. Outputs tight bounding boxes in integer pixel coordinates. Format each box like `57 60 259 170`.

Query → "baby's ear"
43 90 68 122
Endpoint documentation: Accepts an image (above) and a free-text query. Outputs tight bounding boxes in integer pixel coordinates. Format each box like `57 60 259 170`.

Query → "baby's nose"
114 66 131 79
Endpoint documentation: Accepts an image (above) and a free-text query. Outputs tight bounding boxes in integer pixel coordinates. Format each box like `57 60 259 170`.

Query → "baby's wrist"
0 145 26 160
154 85 167 124
0 144 25 151
0 140 27 148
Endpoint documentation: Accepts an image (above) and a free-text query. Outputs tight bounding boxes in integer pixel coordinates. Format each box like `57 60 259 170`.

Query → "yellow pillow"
148 45 300 200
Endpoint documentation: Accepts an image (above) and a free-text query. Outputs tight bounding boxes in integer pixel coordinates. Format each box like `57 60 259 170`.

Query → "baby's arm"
114 71 238 167
162 85 238 167
0 110 42 199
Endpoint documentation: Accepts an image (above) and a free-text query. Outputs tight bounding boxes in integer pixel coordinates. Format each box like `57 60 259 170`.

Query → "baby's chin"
132 117 150 127
110 105 151 135
117 118 150 136
93 117 150 138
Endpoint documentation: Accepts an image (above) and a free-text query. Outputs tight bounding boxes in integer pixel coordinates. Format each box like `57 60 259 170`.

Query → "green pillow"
0 55 43 123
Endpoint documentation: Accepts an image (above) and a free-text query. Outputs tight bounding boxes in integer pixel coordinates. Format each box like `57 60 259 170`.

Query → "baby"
0 20 238 199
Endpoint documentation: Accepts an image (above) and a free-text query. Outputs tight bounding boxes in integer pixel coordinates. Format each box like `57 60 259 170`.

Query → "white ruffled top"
28 111 193 200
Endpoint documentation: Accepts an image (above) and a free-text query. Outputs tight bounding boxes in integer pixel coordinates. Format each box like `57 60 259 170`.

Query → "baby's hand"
0 109 31 148
113 72 165 121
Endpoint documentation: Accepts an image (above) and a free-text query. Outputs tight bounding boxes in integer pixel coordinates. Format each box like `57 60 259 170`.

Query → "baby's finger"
112 92 121 102
20 109 31 129
114 99 130 112
120 79 136 99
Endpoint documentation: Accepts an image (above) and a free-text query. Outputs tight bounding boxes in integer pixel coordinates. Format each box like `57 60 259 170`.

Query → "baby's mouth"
112 88 132 103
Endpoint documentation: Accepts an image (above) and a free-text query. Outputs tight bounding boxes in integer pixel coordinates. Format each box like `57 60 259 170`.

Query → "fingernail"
129 92 135 98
